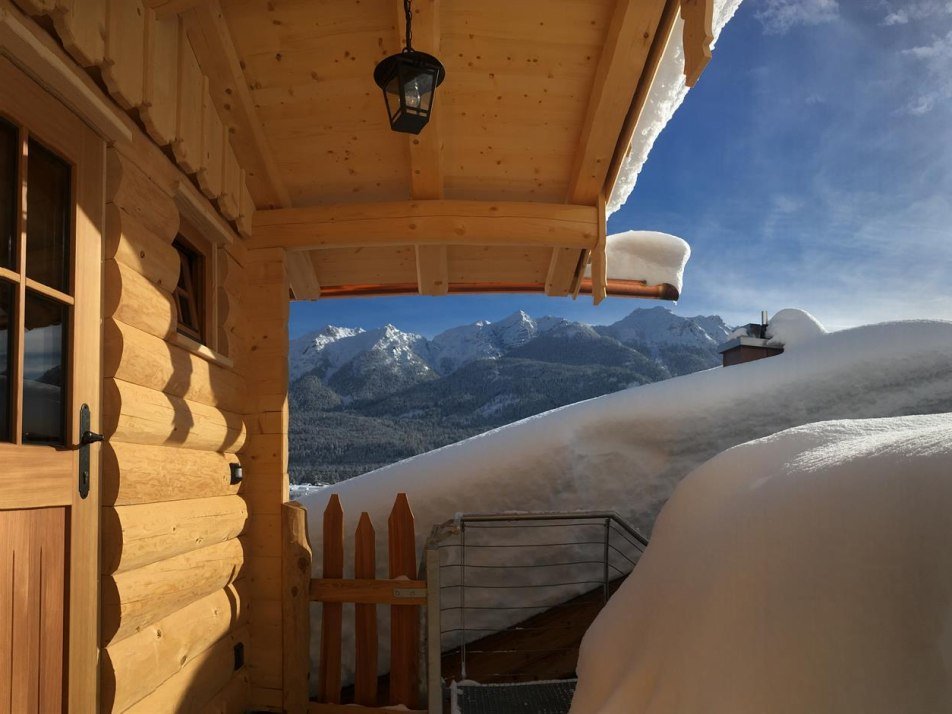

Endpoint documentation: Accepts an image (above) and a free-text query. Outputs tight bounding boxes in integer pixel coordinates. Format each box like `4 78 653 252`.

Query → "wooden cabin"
0 0 723 711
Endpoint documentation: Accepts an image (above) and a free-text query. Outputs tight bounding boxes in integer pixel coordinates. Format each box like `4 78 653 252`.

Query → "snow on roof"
585 230 691 291
298 315 952 682
766 307 827 347
607 0 745 216
572 412 952 713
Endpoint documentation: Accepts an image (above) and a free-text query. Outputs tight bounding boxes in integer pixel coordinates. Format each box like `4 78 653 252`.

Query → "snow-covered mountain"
290 307 732 390
597 306 732 355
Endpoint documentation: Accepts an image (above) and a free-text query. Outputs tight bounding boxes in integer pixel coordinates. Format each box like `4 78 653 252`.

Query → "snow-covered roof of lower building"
571 412 952 713
298 310 952 682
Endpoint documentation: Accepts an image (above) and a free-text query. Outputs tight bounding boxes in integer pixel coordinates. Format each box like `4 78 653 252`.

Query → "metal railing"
424 511 648 710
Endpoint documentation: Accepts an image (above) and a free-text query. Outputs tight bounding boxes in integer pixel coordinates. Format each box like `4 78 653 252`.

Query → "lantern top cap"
373 50 446 90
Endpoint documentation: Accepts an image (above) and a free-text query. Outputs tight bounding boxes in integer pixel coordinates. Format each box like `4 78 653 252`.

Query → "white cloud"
900 30 952 115
881 1 952 26
754 0 839 34
882 10 909 26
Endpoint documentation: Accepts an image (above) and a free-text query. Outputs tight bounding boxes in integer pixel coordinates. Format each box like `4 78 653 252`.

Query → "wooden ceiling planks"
223 0 409 205
215 0 683 301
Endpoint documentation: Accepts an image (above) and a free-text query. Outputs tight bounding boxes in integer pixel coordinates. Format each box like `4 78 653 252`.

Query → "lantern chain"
404 0 413 52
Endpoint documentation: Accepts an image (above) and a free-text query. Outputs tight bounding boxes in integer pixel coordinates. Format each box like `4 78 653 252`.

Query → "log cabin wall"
101 140 254 713
1 1 292 711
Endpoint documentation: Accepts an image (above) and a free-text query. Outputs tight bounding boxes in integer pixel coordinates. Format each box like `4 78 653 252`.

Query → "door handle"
77 404 98 499
80 430 104 445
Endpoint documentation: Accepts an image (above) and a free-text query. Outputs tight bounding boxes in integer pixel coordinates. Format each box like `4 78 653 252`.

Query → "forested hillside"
289 307 731 484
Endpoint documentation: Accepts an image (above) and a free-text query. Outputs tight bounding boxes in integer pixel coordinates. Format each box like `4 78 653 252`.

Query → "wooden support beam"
286 251 321 300
181 0 291 209
565 0 667 205
396 1 447 295
603 0 680 204
252 201 599 252
681 0 713 86
591 195 608 305
415 245 447 296
145 0 207 20
545 248 584 297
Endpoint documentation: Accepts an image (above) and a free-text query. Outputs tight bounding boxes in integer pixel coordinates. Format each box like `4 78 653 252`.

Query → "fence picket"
354 512 378 706
318 494 344 703
388 493 419 708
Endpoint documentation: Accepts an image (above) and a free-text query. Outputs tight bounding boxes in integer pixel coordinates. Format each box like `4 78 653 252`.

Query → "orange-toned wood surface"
0 507 67 714
306 492 425 710
388 493 419 709
318 495 344 704
354 513 378 706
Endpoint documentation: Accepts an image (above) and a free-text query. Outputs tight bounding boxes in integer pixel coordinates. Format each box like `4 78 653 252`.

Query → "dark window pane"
0 281 12 442
173 237 205 342
0 119 16 271
26 140 70 292
22 291 68 445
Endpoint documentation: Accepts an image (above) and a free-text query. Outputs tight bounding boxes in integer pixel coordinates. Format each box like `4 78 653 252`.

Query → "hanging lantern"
373 0 445 134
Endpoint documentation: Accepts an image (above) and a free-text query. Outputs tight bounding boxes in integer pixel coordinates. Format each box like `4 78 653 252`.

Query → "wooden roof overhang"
198 0 714 303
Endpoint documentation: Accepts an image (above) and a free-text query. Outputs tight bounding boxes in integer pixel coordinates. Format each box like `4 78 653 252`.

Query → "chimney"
718 311 784 367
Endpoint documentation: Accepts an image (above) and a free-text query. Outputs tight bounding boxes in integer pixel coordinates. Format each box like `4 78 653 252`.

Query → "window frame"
172 218 228 363
173 232 207 344
0 112 76 447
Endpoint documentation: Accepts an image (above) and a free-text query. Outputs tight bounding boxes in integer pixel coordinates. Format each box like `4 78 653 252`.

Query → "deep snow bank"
300 314 952 549
299 312 952 680
571 413 952 714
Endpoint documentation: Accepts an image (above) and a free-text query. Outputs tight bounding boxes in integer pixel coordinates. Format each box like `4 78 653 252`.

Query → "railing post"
282 501 312 713
426 543 442 714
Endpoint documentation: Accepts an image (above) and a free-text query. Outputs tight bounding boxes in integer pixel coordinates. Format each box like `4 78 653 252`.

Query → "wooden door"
0 57 103 713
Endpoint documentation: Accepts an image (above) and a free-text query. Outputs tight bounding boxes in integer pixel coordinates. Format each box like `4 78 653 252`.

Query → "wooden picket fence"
282 493 427 714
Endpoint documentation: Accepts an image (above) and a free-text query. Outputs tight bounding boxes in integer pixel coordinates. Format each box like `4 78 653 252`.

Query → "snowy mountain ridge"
289 307 732 383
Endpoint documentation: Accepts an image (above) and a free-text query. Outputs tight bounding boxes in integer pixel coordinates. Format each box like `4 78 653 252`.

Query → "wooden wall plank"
103 441 240 506
123 625 250 713
102 495 248 574
141 11 180 145
198 84 225 199
53 0 107 67
102 0 146 109
172 26 205 173
219 150 241 220
102 537 245 645
103 377 247 453
102 582 248 712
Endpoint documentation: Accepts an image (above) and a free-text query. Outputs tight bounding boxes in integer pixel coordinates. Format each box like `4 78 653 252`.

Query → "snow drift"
298 311 952 681
571 413 952 714
584 231 691 293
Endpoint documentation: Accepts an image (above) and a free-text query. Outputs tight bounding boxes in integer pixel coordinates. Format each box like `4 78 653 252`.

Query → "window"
173 235 206 343
0 117 72 445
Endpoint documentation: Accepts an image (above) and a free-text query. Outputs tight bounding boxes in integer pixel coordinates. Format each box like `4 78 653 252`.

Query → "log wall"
7 3 293 710
101 143 256 713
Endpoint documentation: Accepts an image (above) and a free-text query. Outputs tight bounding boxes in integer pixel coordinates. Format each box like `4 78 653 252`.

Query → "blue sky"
291 0 952 338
